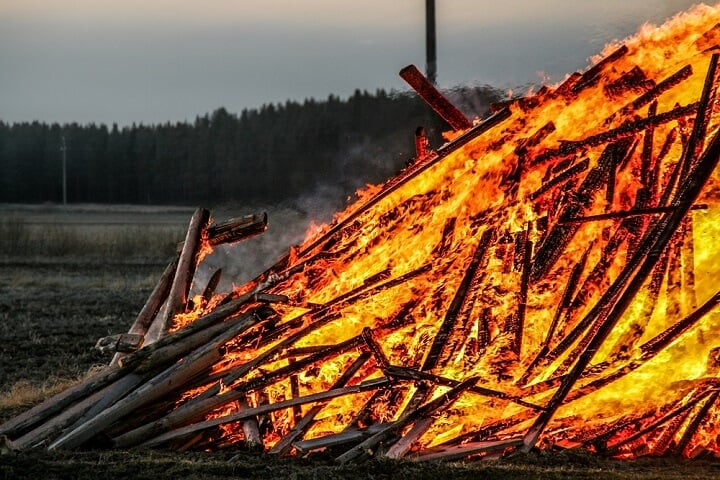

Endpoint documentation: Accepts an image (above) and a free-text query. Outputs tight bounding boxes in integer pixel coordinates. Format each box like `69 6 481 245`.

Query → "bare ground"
1 261 720 479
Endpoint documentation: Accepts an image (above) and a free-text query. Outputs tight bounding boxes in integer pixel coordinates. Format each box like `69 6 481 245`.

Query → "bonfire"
4 3 720 462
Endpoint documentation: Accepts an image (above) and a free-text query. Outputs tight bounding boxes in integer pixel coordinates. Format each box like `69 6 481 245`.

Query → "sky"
0 0 707 126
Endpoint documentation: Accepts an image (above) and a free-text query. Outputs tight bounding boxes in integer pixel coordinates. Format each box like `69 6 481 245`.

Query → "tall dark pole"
61 136 67 205
426 0 437 85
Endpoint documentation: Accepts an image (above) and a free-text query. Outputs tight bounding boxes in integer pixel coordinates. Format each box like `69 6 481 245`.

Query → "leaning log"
399 64 473 131
150 207 211 341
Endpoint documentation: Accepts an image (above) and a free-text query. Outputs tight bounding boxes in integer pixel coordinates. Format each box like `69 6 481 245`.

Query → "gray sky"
0 0 705 126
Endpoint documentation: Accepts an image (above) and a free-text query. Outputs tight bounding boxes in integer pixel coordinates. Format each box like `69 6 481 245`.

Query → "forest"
0 86 502 207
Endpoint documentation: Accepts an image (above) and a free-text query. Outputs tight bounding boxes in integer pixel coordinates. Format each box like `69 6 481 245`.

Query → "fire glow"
4 3 720 462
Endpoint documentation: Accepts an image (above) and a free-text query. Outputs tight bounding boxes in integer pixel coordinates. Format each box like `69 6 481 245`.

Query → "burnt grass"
2 261 720 479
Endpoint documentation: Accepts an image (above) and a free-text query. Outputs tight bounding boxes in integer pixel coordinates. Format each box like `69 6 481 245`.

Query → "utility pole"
61 136 67 205
426 0 437 85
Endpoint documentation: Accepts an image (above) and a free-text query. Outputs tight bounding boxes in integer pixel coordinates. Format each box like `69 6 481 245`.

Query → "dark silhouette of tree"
0 86 502 206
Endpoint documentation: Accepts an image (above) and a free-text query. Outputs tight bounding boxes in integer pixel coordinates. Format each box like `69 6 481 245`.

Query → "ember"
4 3 720 462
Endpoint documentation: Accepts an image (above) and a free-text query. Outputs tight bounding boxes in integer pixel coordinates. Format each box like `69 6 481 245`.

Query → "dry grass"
0 217 183 261
0 377 81 415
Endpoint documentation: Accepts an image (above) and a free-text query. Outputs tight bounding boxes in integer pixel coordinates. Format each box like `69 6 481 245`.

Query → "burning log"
269 352 371 455
335 376 479 463
572 45 629 95
413 437 524 462
206 213 267 246
557 204 707 224
399 64 473 131
530 102 698 166
425 228 494 369
414 126 429 160
528 158 589 200
149 208 211 342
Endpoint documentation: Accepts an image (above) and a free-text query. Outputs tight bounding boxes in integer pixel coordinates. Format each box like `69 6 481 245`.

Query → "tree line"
0 86 502 207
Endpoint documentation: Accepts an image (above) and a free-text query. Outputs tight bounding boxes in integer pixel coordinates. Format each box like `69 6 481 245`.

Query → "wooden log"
512 223 532 356
0 364 126 440
268 352 371 455
95 334 144 355
12 373 145 449
680 53 719 177
520 123 720 452
518 246 589 386
412 437 524 462
206 212 267 246
571 45 629 94
531 138 634 283
529 102 698 166
528 158 589 200
151 207 211 340
673 390 719 456
294 422 392 454
556 204 707 225
200 268 222 306
678 219 696 315
423 228 494 370
605 64 693 126
383 416 434 459
48 308 265 450
414 126 429 160
111 258 177 365
525 287 720 404
238 397 263 449
139 378 391 449
640 101 658 189
114 334 364 448
361 327 390 369
2 290 273 442
603 388 716 456
382 365 543 411
335 376 479 463
399 64 473 131
652 128 678 202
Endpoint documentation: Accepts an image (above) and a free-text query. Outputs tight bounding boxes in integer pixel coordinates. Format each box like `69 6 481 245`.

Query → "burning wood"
4 3 720 465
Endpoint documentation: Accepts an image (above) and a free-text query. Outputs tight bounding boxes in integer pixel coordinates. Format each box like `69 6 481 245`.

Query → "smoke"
191 185 350 295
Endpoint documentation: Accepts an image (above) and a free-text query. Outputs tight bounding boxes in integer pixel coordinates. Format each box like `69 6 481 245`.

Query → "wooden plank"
399 64 473 131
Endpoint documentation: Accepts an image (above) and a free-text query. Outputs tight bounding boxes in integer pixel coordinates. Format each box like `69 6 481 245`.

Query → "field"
1 205 720 479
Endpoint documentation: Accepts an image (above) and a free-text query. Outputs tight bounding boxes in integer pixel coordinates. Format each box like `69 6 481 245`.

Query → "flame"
174 3 720 459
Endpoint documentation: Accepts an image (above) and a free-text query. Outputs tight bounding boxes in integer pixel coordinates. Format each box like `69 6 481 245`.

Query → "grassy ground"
1 205 720 479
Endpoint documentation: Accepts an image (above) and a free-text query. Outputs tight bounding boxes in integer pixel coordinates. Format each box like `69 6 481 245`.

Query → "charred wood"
425 228 494 370
530 102 698 166
335 376 479 463
269 352 371 455
399 65 473 131
528 159 589 200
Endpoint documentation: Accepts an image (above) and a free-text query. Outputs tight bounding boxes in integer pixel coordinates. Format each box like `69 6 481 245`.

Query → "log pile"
4 4 720 462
